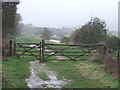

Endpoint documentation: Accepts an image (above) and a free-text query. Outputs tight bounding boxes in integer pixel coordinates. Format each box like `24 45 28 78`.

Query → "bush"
71 17 107 44
104 35 119 51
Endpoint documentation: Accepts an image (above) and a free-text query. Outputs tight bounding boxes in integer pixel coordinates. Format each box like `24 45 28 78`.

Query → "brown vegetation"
98 54 120 78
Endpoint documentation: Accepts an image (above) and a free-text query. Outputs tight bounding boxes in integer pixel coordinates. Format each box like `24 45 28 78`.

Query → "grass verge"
45 60 118 88
2 57 36 88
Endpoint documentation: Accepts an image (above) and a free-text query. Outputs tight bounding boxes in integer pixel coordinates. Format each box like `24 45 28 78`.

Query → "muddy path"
25 60 71 88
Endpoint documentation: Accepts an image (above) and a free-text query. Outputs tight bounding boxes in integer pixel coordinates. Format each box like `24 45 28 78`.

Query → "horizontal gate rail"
16 50 40 53
15 42 40 45
44 54 90 56
16 46 39 48
16 54 40 56
45 43 103 46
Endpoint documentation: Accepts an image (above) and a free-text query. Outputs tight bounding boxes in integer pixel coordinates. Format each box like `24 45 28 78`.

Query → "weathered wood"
44 45 71 59
44 59 72 61
44 45 76 61
17 44 41 60
102 44 108 55
45 51 94 53
40 42 41 62
15 42 40 45
44 43 102 61
16 46 37 48
16 54 40 56
9 38 12 56
16 50 40 53
13 41 16 56
45 43 103 46
44 54 90 56
45 58 87 61
42 40 45 61
13 41 42 60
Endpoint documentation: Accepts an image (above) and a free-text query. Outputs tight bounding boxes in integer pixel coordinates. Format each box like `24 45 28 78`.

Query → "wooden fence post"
42 40 45 61
9 38 12 56
40 41 41 62
103 44 108 55
13 41 16 56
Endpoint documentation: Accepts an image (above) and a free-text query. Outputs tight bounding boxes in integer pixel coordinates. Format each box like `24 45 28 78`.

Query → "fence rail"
9 39 111 62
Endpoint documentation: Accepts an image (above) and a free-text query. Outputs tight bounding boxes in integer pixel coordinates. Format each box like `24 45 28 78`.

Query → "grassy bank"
45 60 118 88
2 57 36 88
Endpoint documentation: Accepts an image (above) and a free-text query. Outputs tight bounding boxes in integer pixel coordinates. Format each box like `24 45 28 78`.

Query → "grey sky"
17 0 119 31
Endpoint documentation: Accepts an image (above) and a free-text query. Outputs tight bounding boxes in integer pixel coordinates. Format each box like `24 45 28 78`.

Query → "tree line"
2 2 21 56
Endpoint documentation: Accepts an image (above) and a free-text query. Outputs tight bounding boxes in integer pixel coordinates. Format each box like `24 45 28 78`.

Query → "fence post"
39 41 41 62
9 38 12 56
42 40 45 61
103 44 108 55
13 41 16 56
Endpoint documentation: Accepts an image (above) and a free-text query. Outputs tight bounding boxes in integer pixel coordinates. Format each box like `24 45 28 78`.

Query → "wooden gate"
9 39 42 60
9 39 107 62
42 40 106 61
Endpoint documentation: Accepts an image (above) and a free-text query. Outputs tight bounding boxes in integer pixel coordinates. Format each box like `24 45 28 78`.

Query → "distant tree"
34 27 43 35
13 13 22 36
71 17 107 44
24 24 35 34
42 27 53 40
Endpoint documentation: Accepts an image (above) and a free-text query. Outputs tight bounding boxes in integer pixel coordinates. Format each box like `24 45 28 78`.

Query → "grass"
38 72 50 81
15 34 40 43
45 60 118 88
2 57 36 88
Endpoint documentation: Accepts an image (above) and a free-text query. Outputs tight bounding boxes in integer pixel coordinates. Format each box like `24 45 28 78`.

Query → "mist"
17 0 118 32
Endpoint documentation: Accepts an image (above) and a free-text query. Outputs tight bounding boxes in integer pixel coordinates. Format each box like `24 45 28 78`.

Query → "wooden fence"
9 39 109 62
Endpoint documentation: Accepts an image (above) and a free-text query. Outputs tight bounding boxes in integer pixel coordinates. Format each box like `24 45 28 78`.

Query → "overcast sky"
17 0 119 31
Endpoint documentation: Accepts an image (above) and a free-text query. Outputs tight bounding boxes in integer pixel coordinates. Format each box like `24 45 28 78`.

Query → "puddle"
25 60 71 88
49 39 60 43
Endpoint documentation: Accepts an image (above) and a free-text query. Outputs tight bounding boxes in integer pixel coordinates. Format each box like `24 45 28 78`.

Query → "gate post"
41 40 45 61
40 41 41 62
9 38 12 56
103 43 108 55
13 41 16 56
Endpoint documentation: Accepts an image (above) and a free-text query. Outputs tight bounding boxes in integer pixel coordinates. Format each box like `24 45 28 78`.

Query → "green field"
2 34 119 88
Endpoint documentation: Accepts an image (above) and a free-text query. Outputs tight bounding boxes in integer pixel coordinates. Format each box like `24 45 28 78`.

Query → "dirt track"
25 60 71 88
